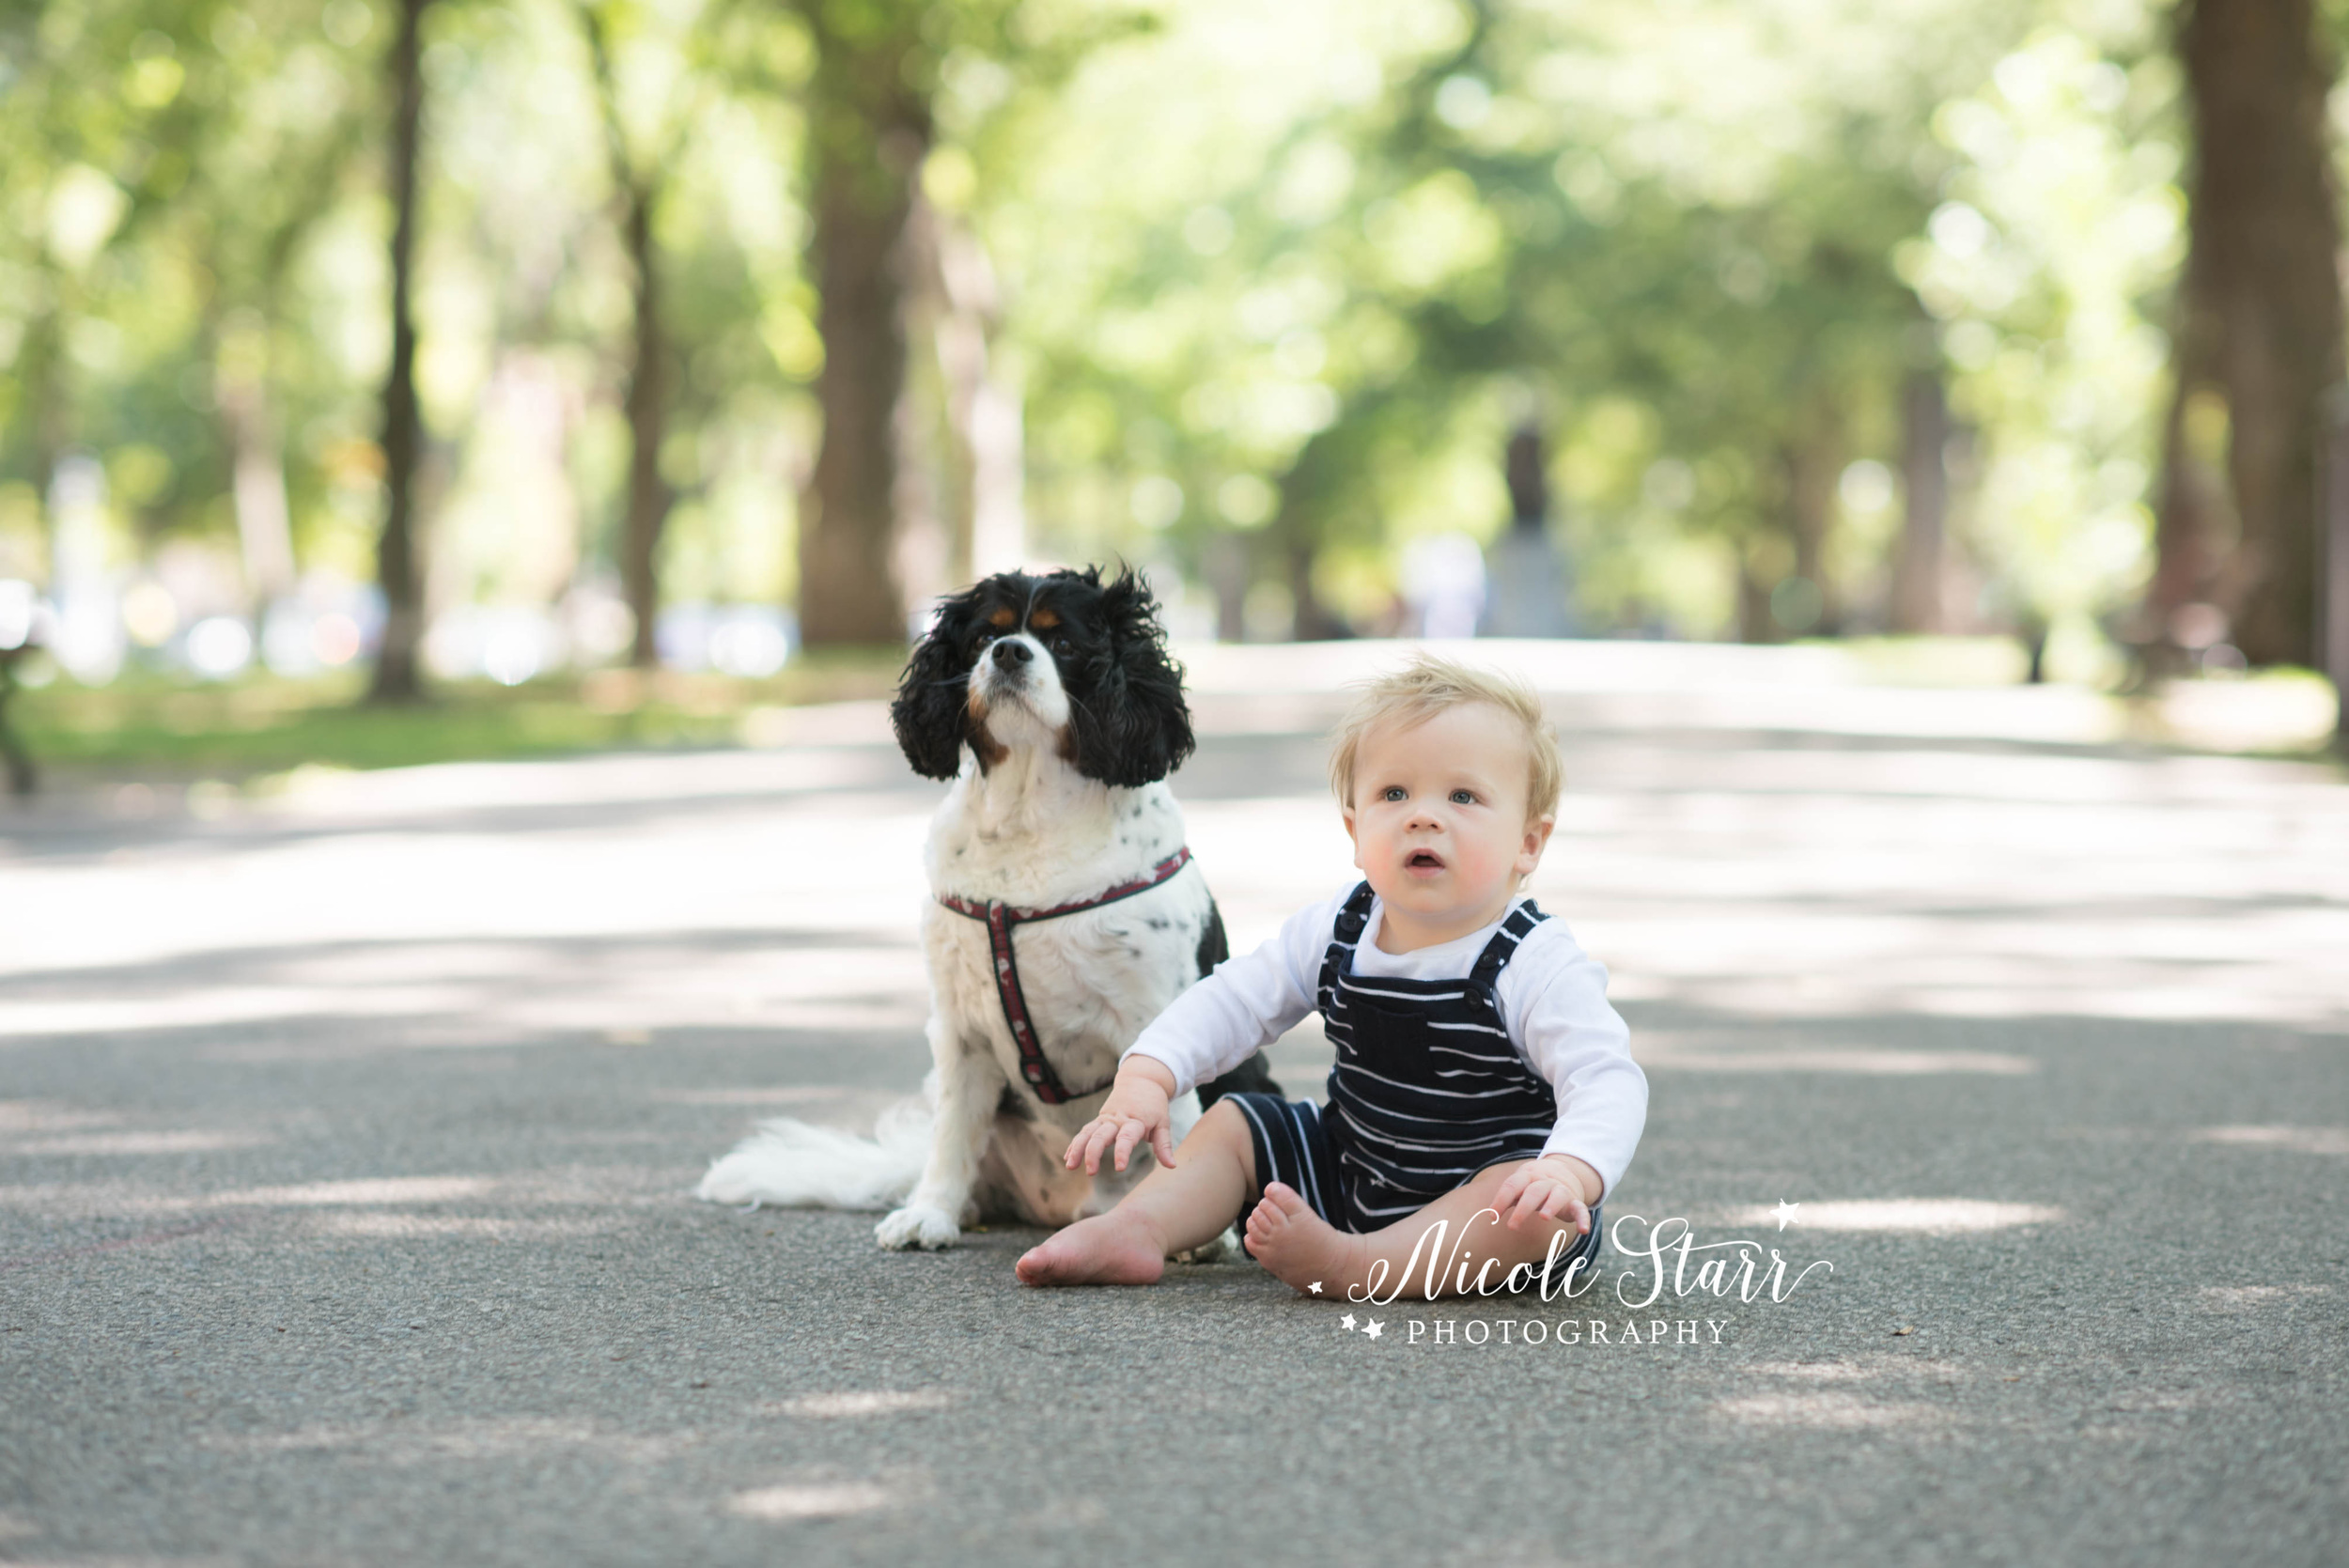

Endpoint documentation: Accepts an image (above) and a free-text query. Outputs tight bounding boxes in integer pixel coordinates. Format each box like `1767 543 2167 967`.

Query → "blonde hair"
1327 653 1563 825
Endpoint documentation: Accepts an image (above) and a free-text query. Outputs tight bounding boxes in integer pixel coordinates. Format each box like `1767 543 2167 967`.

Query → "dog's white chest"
927 895 1195 1087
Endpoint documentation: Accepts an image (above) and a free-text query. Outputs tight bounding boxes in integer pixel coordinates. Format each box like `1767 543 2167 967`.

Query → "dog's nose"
991 639 1031 670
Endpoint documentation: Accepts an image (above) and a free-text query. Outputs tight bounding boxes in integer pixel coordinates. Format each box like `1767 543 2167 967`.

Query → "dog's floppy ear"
891 589 978 780
1069 566 1196 787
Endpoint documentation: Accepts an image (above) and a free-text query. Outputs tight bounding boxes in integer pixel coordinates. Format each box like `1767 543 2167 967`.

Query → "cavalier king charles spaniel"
696 566 1275 1250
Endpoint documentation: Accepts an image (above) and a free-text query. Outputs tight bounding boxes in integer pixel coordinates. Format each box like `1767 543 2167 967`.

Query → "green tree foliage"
0 0 2334 691
989 0 2044 641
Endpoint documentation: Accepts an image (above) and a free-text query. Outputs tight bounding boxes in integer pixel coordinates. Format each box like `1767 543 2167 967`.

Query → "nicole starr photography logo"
1310 1203 1834 1349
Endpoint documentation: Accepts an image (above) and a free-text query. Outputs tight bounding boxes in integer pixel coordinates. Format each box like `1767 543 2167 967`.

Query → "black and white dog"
695 566 1275 1250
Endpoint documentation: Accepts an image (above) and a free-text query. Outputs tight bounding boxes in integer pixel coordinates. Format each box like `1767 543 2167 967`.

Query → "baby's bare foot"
1014 1209 1167 1287
1243 1183 1366 1297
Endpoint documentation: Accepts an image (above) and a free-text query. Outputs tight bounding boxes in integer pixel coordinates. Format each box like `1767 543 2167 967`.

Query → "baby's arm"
1065 891 1340 1176
1067 1052 1180 1174
1498 925 1650 1226
1492 1152 1604 1235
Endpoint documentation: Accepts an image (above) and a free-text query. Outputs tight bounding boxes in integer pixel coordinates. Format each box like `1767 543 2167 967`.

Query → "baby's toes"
1260 1182 1313 1222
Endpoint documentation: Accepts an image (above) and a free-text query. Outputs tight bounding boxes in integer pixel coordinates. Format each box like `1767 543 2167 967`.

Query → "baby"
1015 653 1647 1299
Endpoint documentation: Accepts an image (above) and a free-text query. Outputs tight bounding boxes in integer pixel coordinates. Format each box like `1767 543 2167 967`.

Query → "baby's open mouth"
1407 850 1445 870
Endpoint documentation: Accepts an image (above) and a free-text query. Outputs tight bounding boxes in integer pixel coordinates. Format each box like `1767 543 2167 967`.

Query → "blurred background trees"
1 0 2345 708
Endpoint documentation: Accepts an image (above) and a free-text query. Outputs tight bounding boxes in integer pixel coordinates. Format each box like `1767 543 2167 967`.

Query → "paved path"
3 644 2345 1567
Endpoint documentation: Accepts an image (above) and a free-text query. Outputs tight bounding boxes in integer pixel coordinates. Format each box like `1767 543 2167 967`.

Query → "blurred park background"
3 0 2349 790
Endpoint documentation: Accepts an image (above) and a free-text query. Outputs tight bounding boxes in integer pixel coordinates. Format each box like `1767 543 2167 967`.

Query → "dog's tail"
692 1095 930 1211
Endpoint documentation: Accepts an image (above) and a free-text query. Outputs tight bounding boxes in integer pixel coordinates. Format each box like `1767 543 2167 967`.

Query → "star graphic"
1772 1199 1801 1231
1308 1281 1323 1295
1362 1319 1384 1341
1340 1312 1357 1331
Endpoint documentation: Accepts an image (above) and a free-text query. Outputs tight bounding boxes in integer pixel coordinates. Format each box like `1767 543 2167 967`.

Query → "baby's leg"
1246 1160 1586 1302
1014 1098 1257 1287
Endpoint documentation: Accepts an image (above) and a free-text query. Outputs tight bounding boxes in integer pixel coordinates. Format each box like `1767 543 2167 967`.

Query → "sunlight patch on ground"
729 1481 898 1521
1710 1390 1938 1429
0 810 935 981
1636 1046 2035 1075
212 1418 686 1466
211 1176 496 1207
2197 1284 2332 1312
1746 1360 1899 1382
767 1390 957 1419
0 1102 120 1134
651 1087 862 1107
1722 1199 2065 1234
306 1213 614 1240
2189 1125 2349 1156
0 984 494 1041
0 1130 269 1156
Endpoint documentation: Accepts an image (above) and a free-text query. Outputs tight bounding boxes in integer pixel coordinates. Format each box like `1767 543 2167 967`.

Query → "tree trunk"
0 651 35 798
618 183 670 667
219 360 297 618
1204 534 1249 642
2145 287 2232 675
369 0 430 703
2321 393 2349 739
1735 554 1775 644
1890 367 1949 633
795 3 929 649
1780 422 1841 635
23 266 70 589
2178 0 2346 668
927 211 1026 582
1265 426 1348 641
581 2 674 668
1286 534 1345 640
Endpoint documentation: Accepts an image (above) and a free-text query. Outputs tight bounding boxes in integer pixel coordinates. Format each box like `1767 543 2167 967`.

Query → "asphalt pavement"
3 642 2345 1567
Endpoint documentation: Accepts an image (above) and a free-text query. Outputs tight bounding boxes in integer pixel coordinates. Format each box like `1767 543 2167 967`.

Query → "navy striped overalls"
1228 882 1603 1269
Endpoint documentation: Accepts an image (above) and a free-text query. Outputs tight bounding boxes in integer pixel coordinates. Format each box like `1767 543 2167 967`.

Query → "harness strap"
937 846 1194 1104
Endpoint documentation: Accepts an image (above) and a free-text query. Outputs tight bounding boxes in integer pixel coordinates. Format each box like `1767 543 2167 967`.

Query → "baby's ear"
1517 813 1556 869
890 590 979 780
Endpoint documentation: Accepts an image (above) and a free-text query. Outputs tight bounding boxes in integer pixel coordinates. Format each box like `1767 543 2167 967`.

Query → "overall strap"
1332 880 1377 942
938 846 1193 1104
1468 898 1548 991
1319 880 1378 999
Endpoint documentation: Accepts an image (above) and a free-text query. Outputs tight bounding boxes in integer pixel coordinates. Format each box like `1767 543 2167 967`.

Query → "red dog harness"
936 846 1194 1105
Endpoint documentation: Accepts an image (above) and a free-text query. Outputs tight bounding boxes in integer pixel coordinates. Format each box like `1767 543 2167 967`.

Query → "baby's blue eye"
1451 789 1476 804
1381 785 1407 801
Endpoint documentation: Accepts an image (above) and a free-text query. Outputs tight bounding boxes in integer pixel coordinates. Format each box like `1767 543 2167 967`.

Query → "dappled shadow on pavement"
2 687 2344 1566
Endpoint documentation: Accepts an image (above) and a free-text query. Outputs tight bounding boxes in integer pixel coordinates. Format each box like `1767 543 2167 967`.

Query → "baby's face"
1344 702 1552 939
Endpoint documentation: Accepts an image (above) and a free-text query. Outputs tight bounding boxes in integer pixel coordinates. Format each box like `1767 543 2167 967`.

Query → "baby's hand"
1492 1154 1600 1236
1064 1058 1177 1174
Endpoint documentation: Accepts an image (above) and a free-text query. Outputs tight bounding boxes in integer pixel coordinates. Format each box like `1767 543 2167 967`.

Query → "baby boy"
1015 654 1647 1300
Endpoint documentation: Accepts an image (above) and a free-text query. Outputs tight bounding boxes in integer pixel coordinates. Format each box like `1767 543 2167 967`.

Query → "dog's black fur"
891 565 1196 786
892 564 1278 1109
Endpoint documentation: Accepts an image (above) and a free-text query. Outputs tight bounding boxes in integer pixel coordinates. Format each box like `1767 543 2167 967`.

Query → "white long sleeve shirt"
1124 884 1647 1202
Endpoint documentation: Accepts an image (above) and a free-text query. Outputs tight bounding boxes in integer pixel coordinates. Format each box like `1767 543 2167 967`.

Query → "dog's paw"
876 1204 961 1251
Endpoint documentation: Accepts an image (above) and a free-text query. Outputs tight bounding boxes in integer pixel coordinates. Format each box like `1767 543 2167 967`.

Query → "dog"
695 566 1277 1250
